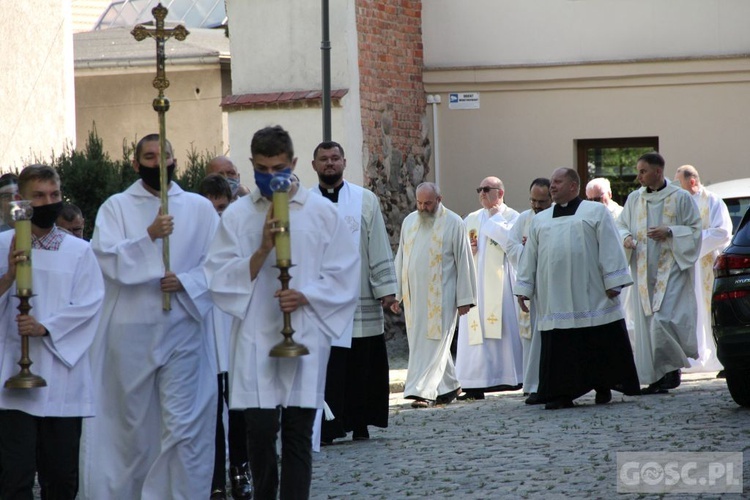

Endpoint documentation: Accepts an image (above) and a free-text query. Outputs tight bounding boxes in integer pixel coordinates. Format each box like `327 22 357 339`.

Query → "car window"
733 208 750 246
724 197 750 234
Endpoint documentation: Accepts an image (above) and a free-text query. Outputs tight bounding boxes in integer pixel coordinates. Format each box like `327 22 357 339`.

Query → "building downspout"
426 94 441 186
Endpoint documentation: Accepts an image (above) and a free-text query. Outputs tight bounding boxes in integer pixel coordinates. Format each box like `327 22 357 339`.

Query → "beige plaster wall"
1 0 75 170
423 0 750 67
75 65 227 163
225 103 363 192
424 59 750 218
225 0 365 187
226 0 351 94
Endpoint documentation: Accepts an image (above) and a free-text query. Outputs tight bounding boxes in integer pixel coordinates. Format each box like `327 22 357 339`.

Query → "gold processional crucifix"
131 3 189 311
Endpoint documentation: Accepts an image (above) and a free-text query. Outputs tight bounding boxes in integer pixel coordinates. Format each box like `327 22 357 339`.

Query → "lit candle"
273 190 291 264
14 219 32 294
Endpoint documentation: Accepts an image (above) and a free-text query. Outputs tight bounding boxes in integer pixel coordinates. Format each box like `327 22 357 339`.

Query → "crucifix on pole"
131 3 189 311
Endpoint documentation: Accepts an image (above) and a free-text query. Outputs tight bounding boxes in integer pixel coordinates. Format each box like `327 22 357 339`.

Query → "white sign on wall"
448 92 480 110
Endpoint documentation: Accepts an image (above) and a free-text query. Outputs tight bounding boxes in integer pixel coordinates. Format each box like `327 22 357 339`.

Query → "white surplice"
456 206 523 390
616 183 702 385
502 208 542 392
80 181 219 500
515 201 633 331
0 230 104 417
684 187 731 373
205 186 359 410
394 205 477 400
310 182 396 450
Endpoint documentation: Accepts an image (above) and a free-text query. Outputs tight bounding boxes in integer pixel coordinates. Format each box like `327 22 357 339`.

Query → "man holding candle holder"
205 126 359 500
0 164 104 499
81 135 219 499
310 141 397 445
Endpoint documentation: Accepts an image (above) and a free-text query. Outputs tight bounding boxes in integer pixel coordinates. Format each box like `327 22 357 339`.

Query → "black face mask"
32 201 64 229
139 164 176 191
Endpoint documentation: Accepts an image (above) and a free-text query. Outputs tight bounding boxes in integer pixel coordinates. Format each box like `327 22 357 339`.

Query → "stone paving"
310 372 750 499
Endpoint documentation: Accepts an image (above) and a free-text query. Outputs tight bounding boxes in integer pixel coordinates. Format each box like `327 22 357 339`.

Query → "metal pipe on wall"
321 0 332 141
427 94 441 187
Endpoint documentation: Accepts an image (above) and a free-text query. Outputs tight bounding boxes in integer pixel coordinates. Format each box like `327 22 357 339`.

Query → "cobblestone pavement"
311 372 749 499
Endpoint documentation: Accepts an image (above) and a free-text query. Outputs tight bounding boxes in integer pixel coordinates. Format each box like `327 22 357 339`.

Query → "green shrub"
50 129 213 240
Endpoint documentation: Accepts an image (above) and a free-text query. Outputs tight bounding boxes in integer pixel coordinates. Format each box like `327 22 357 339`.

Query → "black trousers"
0 410 82 500
244 406 316 500
212 372 249 490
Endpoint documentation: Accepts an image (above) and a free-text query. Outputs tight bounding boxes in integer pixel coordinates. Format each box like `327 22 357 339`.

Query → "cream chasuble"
616 183 702 384
400 205 446 340
685 187 731 372
394 205 477 400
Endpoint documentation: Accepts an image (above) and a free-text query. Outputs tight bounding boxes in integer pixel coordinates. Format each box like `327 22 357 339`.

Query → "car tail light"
714 254 750 278
713 289 750 302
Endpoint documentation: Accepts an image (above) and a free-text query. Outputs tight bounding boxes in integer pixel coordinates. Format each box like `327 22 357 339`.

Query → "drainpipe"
321 0 332 141
426 94 441 186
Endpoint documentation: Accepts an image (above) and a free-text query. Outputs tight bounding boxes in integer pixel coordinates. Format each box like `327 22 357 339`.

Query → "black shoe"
524 393 543 405
492 383 523 392
660 370 681 390
594 388 612 405
352 426 370 441
229 463 253 500
457 390 485 400
717 370 726 379
435 388 460 405
544 398 575 410
641 382 668 395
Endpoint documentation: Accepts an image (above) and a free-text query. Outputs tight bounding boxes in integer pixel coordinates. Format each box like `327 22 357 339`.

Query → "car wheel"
725 368 750 407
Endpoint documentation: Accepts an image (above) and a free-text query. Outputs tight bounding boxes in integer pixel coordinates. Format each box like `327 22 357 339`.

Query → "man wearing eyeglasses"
585 177 623 219
455 177 523 400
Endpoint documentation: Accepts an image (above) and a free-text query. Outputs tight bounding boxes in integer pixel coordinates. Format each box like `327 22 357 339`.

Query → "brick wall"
356 0 426 340
356 0 428 249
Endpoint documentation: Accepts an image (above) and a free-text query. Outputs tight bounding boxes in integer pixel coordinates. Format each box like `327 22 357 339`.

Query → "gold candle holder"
5 200 46 389
268 173 308 358
4 293 47 390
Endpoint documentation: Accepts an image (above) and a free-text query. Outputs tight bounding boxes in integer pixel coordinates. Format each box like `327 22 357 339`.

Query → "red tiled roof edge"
221 89 349 111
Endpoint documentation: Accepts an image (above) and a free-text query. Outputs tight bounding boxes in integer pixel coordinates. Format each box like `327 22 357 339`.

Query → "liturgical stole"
401 205 445 340
464 210 504 345
635 191 676 316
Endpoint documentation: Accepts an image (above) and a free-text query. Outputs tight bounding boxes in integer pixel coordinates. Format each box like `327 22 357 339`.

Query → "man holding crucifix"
80 135 219 499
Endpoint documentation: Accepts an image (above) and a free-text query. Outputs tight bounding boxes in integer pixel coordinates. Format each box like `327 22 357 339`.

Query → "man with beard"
500 178 552 404
391 182 476 408
310 141 397 444
516 168 640 409
0 165 104 499
81 134 219 499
